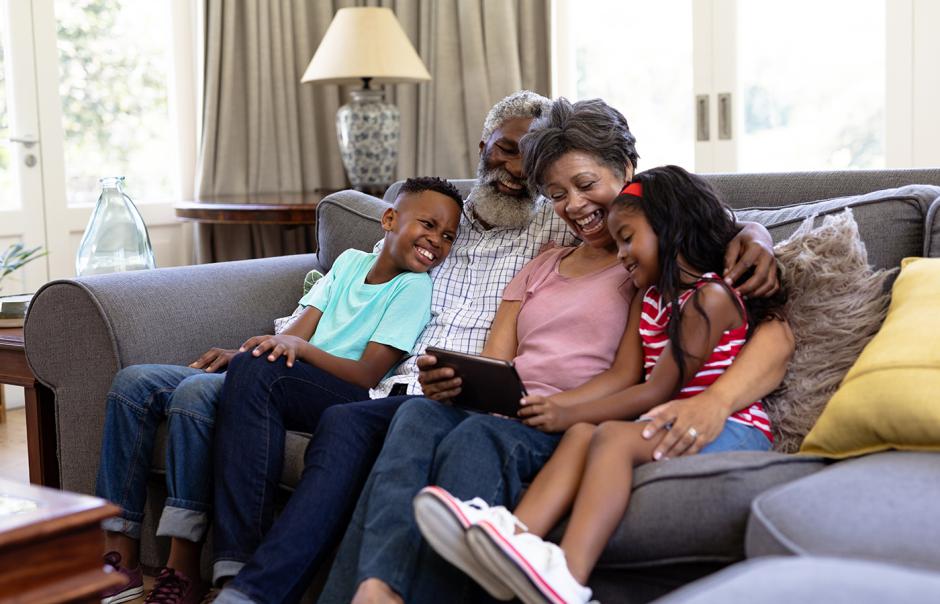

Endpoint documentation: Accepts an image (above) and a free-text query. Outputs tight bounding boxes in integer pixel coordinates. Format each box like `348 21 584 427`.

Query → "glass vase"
75 176 156 276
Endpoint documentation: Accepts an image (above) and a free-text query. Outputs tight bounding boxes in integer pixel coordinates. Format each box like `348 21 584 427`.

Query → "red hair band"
619 181 643 198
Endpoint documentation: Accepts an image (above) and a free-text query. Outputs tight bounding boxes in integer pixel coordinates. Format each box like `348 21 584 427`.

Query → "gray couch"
24 168 940 602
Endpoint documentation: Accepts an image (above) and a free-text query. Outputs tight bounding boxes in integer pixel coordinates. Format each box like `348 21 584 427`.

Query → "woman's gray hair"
521 97 639 196
480 90 552 143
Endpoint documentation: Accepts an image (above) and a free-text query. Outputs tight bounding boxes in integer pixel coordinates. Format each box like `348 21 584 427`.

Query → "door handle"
9 136 38 149
718 93 732 140
696 95 710 141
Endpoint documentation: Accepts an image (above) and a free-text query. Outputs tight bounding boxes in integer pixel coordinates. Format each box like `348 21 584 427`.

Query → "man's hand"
416 354 462 401
189 347 237 373
641 392 731 460
240 334 307 367
724 222 779 298
518 394 572 433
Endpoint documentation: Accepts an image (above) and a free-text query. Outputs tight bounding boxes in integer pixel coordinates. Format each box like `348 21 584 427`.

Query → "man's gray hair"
480 90 551 143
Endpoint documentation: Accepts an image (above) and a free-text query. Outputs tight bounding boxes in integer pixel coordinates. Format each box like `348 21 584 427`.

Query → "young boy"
238 176 463 385
98 176 462 604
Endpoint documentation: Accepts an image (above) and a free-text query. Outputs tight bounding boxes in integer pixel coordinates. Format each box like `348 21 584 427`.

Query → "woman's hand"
189 347 237 373
240 334 308 367
518 394 573 433
724 222 779 298
416 354 462 401
640 391 731 460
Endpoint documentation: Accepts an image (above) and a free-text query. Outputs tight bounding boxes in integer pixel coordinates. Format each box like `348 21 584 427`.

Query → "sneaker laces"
145 568 191 603
465 498 528 534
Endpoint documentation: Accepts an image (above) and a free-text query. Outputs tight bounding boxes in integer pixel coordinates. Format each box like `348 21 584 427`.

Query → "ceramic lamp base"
336 88 400 189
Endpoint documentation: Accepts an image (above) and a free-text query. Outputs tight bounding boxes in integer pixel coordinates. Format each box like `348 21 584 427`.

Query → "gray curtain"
195 0 551 262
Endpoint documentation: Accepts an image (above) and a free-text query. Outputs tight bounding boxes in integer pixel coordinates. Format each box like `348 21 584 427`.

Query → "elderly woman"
319 98 793 604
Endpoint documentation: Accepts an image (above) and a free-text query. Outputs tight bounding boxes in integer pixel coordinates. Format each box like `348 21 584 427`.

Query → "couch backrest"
381 169 940 273
384 169 940 209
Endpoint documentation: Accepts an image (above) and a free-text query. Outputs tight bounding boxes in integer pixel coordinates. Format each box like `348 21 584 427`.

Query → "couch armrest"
23 253 319 493
315 190 388 271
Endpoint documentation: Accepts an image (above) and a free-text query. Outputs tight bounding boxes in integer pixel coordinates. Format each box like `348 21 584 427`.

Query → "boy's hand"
189 347 237 373
242 334 307 367
518 395 571 433
417 354 461 401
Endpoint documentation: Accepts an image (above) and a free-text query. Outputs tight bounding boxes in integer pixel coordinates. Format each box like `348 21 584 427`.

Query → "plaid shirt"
370 199 576 398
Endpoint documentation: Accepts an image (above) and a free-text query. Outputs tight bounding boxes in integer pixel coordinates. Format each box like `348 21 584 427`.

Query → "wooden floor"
0 408 29 484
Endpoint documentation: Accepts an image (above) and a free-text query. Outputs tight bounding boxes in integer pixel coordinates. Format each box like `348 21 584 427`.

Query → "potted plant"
0 243 46 327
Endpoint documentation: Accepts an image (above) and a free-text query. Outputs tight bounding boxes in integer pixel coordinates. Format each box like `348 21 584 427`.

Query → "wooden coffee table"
0 478 122 602
0 327 58 487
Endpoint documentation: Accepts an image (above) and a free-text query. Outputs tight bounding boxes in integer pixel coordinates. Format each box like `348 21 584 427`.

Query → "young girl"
414 165 787 604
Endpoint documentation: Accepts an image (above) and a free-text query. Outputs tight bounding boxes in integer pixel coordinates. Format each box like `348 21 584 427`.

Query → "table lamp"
301 7 431 191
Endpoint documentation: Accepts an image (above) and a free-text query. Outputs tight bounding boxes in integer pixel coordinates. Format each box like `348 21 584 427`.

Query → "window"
55 0 175 205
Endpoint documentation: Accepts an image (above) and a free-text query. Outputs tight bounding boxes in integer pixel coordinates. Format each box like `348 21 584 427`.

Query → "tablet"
424 347 527 417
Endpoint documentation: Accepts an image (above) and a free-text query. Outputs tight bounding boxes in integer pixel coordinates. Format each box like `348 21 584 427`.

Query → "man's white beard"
466 158 538 230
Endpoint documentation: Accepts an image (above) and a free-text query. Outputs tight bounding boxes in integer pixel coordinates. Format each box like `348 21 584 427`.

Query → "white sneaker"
467 520 592 604
413 486 525 601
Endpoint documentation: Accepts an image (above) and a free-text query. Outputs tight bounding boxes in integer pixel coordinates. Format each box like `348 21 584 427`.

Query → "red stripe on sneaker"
426 485 471 529
478 521 567 604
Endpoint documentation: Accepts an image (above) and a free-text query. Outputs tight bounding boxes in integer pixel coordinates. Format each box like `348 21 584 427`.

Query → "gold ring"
687 427 699 439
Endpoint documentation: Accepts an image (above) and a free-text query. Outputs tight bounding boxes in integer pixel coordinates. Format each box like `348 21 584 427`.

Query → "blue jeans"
95 364 224 542
211 351 412 604
318 397 563 604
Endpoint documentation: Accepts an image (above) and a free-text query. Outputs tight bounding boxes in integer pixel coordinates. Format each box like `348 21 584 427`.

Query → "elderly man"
212 91 784 604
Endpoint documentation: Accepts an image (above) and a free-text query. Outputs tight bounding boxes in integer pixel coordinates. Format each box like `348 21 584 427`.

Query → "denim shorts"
700 419 772 453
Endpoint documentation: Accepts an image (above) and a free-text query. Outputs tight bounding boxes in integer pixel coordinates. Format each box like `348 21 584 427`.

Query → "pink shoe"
101 551 144 604
413 486 525 600
467 520 592 604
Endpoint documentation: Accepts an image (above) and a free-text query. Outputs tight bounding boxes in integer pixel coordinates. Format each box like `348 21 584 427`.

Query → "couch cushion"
746 451 940 571
734 184 940 275
315 190 388 271
546 452 825 569
926 197 940 258
651 556 940 604
800 257 940 458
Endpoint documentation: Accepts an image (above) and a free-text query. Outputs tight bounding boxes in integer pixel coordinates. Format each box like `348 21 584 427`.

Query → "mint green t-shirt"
299 249 432 361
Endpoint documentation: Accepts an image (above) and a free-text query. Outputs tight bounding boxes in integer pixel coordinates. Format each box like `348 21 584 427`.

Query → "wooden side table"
0 328 58 488
0 478 122 602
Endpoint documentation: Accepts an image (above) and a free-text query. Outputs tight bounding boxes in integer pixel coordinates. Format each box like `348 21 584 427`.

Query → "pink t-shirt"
502 246 634 398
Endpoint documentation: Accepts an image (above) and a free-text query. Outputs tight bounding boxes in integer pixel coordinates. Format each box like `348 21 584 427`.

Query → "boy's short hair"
398 176 464 210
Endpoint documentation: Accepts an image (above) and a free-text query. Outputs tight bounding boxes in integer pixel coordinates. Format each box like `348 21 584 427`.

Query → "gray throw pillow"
765 210 893 453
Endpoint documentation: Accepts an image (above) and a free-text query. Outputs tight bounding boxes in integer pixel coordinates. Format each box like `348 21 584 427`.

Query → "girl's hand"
189 347 237 373
242 334 307 367
417 354 462 401
518 395 572 433
640 392 731 460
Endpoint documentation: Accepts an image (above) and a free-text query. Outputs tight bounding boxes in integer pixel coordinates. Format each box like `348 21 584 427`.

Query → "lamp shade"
301 7 431 85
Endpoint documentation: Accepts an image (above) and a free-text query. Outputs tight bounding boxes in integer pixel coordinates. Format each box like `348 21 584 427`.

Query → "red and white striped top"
639 273 772 442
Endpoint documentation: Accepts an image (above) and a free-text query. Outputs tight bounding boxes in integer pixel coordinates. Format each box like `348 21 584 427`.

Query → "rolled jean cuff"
214 586 258 604
101 515 142 540
213 560 246 586
156 505 209 542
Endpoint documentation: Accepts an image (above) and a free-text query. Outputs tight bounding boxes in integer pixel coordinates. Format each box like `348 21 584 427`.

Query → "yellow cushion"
800 257 940 458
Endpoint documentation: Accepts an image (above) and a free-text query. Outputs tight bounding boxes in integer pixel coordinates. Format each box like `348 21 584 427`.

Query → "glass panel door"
554 0 694 171
734 0 885 171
